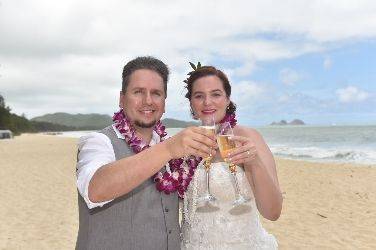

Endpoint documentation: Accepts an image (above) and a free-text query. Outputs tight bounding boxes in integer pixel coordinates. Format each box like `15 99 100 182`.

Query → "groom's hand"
165 127 217 159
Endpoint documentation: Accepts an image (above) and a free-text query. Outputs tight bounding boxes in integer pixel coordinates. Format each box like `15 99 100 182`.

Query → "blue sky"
1 0 376 126
224 40 376 125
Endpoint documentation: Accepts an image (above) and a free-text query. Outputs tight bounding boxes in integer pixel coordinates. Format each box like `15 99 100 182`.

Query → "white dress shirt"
76 124 160 209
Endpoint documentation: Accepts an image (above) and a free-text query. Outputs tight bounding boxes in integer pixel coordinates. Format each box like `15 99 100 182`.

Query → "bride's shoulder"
233 125 262 138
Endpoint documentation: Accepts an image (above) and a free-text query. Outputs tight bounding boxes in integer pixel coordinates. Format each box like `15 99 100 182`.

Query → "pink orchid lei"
113 109 201 198
112 109 237 198
221 113 237 128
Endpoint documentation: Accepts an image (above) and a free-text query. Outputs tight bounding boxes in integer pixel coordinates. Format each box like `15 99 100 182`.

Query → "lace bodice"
181 162 278 250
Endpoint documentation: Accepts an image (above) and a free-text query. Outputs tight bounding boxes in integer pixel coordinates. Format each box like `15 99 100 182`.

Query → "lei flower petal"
113 109 216 198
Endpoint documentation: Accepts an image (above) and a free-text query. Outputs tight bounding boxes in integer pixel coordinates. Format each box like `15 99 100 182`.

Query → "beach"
1 134 375 249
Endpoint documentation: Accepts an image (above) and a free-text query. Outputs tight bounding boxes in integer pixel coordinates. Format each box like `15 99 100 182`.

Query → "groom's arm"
88 140 173 203
86 127 216 204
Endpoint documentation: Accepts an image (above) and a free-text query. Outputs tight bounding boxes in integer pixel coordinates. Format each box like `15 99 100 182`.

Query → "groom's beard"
134 120 157 128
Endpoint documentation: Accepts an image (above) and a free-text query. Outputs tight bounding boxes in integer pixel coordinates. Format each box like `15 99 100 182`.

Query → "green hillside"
31 112 113 129
162 118 198 128
1 91 198 134
32 112 198 129
0 94 76 135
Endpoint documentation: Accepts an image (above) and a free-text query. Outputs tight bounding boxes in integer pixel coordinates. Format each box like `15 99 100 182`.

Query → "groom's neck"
135 127 154 144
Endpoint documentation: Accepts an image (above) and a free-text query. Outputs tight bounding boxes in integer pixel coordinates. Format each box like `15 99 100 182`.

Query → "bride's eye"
211 91 223 98
194 94 203 100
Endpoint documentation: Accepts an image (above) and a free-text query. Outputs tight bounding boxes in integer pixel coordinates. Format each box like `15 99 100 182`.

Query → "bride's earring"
190 107 199 120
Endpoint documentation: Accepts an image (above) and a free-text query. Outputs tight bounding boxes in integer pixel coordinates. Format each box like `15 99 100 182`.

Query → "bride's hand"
165 127 217 159
226 135 258 166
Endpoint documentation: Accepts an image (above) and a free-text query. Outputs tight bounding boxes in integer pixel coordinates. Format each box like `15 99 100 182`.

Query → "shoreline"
39 130 376 167
1 134 376 249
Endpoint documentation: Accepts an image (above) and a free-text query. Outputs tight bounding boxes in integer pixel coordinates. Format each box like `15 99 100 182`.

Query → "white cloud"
231 81 264 107
278 94 290 103
1 0 376 119
336 86 370 103
323 57 332 70
232 62 257 77
279 68 301 86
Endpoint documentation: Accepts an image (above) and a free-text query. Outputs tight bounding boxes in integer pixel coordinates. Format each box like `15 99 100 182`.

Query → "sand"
1 134 375 249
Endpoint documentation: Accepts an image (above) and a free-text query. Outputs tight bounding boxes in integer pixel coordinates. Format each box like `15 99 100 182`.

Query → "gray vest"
76 126 180 250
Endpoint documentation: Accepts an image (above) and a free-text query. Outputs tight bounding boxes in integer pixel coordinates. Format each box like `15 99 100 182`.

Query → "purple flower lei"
112 109 237 198
113 109 201 198
220 112 237 128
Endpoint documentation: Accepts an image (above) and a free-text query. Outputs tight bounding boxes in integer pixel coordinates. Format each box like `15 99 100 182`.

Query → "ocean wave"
270 145 376 165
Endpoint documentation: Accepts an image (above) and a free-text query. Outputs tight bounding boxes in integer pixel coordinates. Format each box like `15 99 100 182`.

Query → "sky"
1 0 376 126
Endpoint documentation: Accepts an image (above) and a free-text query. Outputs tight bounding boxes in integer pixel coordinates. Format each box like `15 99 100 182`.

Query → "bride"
181 64 282 249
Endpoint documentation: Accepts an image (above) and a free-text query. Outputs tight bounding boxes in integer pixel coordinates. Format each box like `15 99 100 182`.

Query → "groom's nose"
144 92 153 104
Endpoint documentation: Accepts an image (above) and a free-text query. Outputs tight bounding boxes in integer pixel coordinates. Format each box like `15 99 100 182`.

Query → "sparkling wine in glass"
217 122 250 207
197 115 217 205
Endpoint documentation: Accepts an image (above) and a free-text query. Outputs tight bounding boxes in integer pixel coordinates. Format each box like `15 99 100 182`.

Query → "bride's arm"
229 126 282 221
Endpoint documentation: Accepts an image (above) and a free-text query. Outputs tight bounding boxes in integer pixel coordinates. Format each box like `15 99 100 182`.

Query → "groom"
75 56 216 250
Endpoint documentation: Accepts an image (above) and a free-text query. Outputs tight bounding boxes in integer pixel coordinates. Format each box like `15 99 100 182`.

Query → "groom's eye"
152 91 162 97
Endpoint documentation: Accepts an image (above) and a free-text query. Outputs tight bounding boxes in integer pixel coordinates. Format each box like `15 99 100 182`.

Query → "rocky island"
270 119 305 125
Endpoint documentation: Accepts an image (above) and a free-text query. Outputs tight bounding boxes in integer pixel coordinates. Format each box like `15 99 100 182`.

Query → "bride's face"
190 75 230 123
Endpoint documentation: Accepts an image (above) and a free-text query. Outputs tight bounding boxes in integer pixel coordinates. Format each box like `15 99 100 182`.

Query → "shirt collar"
112 124 160 145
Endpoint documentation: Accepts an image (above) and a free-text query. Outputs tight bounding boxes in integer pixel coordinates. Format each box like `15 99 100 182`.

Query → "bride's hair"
184 65 236 117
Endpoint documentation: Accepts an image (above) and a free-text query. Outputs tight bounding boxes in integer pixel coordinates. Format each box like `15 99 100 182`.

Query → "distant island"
270 119 305 126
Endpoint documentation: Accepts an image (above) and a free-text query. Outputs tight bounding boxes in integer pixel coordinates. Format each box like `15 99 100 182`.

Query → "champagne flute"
217 122 250 207
197 115 217 205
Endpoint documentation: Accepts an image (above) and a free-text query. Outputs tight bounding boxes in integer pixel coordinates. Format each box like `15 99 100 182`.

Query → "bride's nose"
203 96 212 105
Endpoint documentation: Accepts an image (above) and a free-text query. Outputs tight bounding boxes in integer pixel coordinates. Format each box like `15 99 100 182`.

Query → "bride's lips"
201 109 216 115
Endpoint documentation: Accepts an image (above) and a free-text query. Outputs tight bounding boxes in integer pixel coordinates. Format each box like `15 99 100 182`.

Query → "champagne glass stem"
204 158 215 200
229 164 249 206
197 158 217 205
229 164 242 199
206 168 211 195
231 173 242 200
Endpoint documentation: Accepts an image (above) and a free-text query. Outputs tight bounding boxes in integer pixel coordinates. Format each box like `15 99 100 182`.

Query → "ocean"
257 125 376 165
57 125 376 165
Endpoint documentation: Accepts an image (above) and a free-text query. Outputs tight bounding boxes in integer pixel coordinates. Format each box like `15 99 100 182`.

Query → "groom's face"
119 69 166 129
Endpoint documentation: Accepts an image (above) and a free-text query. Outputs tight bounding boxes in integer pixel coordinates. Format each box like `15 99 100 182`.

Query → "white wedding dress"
181 161 278 250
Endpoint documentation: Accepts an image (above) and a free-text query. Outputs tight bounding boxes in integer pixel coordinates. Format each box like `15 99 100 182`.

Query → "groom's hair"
122 56 169 96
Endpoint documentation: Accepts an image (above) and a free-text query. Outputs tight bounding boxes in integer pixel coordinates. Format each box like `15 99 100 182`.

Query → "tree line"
0 94 77 135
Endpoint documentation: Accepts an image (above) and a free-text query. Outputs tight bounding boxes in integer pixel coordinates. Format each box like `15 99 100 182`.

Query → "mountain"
270 120 288 126
31 112 198 129
31 113 112 130
162 118 198 128
270 119 305 126
289 119 305 125
1 95 77 135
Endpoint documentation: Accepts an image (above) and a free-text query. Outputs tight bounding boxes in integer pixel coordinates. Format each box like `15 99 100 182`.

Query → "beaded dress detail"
181 161 278 250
